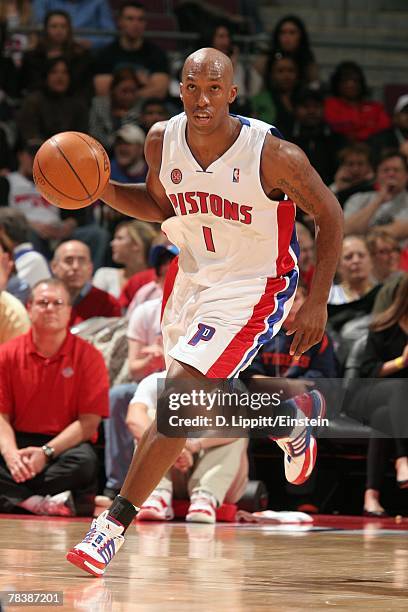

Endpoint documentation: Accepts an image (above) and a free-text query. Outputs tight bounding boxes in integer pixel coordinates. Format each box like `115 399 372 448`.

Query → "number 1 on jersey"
202 226 216 252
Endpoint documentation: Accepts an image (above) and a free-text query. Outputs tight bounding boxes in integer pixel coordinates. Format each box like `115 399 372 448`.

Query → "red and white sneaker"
66 510 125 577
274 390 326 486
136 490 174 522
186 491 217 524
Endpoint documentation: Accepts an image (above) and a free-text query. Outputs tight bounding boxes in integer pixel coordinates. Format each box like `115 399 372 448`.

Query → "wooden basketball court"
0 514 407 611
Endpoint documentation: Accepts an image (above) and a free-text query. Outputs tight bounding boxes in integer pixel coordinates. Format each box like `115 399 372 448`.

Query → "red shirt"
400 248 408 272
0 330 109 437
324 97 391 141
119 268 156 309
70 285 121 326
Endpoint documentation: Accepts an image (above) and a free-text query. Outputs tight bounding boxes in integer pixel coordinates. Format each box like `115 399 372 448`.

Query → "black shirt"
360 323 408 378
93 38 169 77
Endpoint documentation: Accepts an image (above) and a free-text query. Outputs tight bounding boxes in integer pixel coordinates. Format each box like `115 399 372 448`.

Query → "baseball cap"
115 124 145 145
394 94 408 114
149 244 178 268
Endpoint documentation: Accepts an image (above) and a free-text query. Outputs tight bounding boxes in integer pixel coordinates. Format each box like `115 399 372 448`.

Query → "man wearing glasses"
0 278 109 516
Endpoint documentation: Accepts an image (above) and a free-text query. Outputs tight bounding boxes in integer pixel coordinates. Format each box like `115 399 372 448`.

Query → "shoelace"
82 526 100 544
279 427 309 458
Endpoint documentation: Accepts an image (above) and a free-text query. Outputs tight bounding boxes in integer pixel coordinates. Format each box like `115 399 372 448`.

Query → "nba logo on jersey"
188 323 216 346
232 168 240 183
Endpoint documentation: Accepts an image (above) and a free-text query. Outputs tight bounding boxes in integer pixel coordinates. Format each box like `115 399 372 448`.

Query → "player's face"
180 62 237 133
29 284 71 332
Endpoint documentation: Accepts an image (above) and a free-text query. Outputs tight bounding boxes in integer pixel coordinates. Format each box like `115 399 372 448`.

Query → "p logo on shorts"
188 323 216 346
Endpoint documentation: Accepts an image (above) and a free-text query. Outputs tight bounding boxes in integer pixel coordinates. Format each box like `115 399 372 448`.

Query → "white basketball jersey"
159 112 299 287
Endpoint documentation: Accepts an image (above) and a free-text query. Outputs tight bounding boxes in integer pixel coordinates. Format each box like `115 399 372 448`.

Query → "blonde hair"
116 220 158 262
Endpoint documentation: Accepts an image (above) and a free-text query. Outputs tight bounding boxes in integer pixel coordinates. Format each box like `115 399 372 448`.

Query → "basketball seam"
74 133 102 194
52 138 93 199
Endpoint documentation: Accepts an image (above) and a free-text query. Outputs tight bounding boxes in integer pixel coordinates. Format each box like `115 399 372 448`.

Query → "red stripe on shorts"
206 276 286 378
161 255 179 321
276 200 296 277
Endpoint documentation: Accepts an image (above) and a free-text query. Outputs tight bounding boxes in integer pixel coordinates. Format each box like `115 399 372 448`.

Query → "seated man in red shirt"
0 278 109 516
51 240 121 326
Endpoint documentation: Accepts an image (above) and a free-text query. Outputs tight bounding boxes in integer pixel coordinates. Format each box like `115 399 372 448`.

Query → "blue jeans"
104 383 137 491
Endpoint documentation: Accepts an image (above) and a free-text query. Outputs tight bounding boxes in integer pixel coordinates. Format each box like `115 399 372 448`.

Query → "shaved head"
182 47 234 86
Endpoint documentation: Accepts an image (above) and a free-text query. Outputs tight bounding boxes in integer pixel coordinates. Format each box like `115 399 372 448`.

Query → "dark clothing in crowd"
245 328 338 379
17 90 88 142
335 178 376 208
20 47 94 100
93 38 170 80
360 323 408 379
367 127 407 165
290 123 346 185
0 433 98 515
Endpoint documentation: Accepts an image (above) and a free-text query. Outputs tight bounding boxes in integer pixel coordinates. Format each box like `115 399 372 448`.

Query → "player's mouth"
193 112 212 125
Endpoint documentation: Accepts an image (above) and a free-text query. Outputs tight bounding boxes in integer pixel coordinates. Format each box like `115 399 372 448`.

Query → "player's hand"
285 298 327 357
18 446 47 477
4 448 35 482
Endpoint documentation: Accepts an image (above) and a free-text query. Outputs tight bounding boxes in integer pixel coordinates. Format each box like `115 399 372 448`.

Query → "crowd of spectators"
0 1 407 519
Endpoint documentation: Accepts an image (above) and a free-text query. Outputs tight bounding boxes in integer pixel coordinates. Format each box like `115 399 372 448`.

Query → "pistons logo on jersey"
171 168 183 184
188 323 216 346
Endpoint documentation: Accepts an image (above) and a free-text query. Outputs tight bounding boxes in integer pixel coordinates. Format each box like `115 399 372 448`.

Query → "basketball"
33 132 110 210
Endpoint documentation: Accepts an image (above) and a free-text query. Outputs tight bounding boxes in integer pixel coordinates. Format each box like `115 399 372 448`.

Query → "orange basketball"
33 132 110 210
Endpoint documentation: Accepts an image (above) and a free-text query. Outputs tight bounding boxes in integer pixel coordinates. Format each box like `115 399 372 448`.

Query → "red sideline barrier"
172 499 237 522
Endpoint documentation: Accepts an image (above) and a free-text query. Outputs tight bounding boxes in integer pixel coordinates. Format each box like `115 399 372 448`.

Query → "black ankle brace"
108 495 138 531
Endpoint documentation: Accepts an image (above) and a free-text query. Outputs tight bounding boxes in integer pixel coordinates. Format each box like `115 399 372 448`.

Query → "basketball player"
66 48 343 576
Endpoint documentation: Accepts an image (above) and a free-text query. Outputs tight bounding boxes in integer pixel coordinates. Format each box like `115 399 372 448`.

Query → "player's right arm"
100 122 175 223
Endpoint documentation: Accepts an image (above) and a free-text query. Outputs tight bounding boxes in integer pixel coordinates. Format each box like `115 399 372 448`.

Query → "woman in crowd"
93 221 158 299
325 61 390 142
198 21 261 109
89 67 142 153
20 9 93 99
251 52 300 135
256 15 318 87
329 235 374 304
347 274 408 515
17 56 88 141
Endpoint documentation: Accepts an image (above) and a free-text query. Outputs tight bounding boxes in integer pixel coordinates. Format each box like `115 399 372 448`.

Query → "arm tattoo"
276 178 318 216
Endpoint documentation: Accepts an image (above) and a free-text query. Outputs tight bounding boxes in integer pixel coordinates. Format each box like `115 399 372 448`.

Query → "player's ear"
228 85 238 104
179 82 183 102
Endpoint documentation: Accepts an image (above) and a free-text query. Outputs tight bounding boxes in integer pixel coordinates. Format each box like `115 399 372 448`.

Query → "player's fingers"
294 331 314 357
289 331 303 356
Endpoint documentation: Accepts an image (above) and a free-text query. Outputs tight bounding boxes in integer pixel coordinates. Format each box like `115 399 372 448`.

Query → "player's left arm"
262 136 344 356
